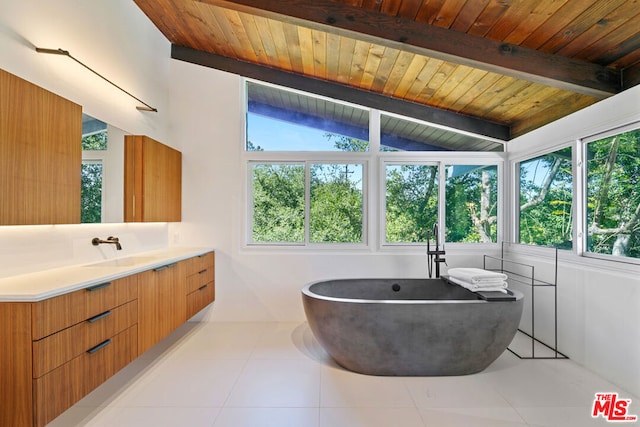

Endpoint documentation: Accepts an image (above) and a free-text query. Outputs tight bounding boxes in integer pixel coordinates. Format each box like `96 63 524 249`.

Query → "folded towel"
448 276 508 294
447 267 507 284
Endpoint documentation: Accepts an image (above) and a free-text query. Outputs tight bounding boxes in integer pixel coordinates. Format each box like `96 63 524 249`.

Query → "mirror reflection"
81 114 126 223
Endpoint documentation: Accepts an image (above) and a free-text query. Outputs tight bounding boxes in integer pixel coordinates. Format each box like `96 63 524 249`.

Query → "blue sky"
247 113 340 151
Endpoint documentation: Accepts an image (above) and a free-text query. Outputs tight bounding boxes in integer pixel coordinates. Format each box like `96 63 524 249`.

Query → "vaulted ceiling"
134 0 640 143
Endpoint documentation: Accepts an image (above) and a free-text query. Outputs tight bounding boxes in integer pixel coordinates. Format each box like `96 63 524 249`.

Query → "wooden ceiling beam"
194 0 621 99
622 62 640 91
171 44 511 140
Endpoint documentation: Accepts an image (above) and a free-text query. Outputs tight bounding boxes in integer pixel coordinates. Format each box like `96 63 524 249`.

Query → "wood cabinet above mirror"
1 68 81 225
124 135 182 222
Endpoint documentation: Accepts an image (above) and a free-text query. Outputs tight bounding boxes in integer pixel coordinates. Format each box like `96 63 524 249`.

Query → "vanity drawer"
33 325 138 427
32 300 138 378
185 252 214 276
186 267 214 294
186 282 215 319
32 274 138 340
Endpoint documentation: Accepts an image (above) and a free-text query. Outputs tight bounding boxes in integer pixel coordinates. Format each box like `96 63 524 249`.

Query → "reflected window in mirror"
81 115 107 223
81 160 103 223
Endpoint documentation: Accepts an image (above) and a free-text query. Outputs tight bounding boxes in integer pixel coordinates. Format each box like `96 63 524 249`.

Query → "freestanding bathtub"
302 277 523 376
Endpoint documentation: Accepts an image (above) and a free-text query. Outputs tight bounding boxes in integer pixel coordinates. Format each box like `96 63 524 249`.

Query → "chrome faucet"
427 223 446 278
92 236 122 250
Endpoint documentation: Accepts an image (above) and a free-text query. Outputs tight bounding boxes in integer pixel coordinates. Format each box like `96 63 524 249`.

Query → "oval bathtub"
302 278 523 376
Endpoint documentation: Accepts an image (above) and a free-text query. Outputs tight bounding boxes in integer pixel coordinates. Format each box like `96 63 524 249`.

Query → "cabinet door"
124 135 181 222
137 262 186 355
0 69 81 225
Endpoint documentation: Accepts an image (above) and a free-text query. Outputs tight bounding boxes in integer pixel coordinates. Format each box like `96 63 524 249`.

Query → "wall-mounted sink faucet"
92 236 122 250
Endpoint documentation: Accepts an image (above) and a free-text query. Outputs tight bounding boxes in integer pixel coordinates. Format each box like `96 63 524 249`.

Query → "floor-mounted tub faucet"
92 236 122 250
427 223 446 278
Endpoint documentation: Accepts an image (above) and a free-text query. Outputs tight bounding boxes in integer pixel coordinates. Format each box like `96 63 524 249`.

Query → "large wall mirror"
81 114 127 223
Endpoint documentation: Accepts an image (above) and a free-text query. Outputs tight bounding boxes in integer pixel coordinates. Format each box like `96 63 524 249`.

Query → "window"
246 81 369 152
81 115 107 223
585 126 640 259
380 113 504 152
250 163 305 244
446 165 498 243
245 79 505 249
518 147 573 249
384 163 438 243
249 162 365 245
80 160 103 223
310 164 364 243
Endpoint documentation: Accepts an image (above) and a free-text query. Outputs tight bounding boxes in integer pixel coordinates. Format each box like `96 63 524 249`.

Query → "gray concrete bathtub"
301 278 523 376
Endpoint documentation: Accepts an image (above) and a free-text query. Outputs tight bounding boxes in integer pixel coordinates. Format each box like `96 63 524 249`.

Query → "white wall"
0 0 174 275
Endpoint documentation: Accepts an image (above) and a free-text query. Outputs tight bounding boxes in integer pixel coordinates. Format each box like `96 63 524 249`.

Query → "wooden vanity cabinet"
185 251 215 319
0 251 215 426
124 135 182 222
0 274 139 427
0 69 82 225
137 260 187 355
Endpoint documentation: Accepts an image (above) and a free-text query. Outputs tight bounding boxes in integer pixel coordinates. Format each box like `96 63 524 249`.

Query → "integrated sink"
86 256 160 267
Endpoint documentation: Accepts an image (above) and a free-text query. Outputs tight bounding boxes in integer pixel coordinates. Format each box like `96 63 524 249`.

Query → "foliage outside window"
251 163 304 243
385 164 438 243
586 127 640 259
81 161 103 223
310 164 363 243
81 131 107 150
446 165 498 243
250 162 364 245
80 129 107 223
518 147 573 249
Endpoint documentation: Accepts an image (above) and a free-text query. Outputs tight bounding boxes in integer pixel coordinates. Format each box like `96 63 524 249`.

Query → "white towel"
447 267 507 284
448 276 508 294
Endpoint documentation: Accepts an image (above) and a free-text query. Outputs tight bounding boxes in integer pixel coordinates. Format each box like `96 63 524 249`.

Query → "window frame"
514 145 574 250
580 121 640 265
378 152 505 250
242 78 506 251
245 158 369 249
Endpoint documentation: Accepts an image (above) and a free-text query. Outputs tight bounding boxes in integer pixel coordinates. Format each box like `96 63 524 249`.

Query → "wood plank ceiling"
134 0 640 145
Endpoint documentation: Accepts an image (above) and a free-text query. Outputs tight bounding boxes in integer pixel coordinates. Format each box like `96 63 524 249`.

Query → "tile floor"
49 321 639 427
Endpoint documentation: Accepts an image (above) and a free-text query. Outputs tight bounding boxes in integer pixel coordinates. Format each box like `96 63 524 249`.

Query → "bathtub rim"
301 277 523 305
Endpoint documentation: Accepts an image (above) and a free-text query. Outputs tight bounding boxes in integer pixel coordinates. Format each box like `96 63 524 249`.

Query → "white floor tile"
47 322 639 427
405 375 511 408
250 322 313 359
419 407 528 427
117 358 246 407
213 408 319 427
321 366 415 408
170 322 271 360
62 407 220 427
225 358 321 407
516 406 625 427
320 407 426 427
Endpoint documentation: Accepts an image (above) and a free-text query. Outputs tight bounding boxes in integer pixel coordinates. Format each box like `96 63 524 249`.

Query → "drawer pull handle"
86 282 111 292
198 284 208 291
87 310 112 323
198 269 207 275
153 262 177 272
87 339 111 354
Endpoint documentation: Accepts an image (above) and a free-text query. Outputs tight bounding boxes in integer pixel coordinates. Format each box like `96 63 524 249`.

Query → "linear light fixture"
36 47 158 112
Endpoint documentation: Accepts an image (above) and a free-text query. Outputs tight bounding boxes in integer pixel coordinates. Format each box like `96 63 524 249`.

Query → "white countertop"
0 247 214 302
